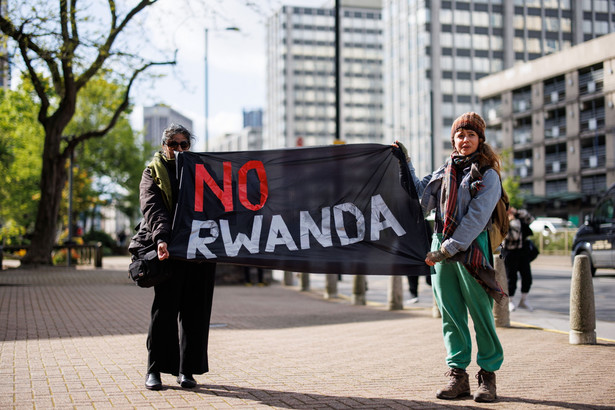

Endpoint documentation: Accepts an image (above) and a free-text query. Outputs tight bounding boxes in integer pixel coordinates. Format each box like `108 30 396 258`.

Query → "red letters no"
238 160 268 211
194 162 233 212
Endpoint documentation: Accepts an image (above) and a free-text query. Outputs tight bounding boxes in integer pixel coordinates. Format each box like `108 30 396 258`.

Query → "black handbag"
526 239 539 262
128 240 172 288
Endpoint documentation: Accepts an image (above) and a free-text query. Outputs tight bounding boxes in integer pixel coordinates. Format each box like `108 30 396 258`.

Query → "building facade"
143 105 193 149
477 33 615 224
265 0 383 149
383 0 615 177
0 0 9 91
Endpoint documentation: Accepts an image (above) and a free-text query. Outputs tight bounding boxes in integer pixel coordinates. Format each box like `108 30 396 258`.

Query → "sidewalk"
1 257 614 409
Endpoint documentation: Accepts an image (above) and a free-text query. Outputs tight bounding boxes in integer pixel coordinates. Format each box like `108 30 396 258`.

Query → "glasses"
166 140 190 149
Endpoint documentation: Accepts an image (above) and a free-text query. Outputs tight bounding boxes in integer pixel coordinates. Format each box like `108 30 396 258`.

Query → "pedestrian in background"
502 207 535 312
134 123 216 391
394 112 506 403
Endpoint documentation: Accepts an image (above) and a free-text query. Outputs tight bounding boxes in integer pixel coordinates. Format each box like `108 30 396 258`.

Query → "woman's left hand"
157 242 169 260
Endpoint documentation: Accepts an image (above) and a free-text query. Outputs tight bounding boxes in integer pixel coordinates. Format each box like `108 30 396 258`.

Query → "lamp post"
204 27 240 152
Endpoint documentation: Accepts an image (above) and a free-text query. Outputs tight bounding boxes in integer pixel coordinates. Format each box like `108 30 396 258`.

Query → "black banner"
169 144 430 276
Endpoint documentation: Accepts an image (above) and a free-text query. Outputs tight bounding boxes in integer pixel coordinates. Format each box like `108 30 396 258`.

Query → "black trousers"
503 248 532 297
147 260 216 376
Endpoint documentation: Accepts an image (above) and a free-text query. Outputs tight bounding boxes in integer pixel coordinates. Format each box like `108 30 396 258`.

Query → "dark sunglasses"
166 140 190 149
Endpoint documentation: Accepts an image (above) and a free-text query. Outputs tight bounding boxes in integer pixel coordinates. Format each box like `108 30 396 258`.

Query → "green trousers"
431 232 503 372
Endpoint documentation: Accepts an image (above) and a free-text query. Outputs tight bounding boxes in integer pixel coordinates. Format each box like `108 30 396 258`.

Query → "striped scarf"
441 153 507 304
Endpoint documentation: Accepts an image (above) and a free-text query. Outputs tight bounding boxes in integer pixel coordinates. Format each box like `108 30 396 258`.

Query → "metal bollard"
352 275 366 305
94 242 103 268
283 271 294 286
300 272 310 292
388 276 403 310
493 255 510 327
324 274 338 299
569 255 596 345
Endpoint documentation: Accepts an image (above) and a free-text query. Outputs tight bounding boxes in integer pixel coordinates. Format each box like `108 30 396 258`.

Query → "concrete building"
477 32 615 224
383 0 615 178
143 105 193 149
243 108 263 128
0 0 9 91
210 108 264 152
265 0 383 149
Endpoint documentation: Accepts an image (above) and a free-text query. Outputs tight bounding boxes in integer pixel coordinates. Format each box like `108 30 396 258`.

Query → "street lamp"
204 26 240 152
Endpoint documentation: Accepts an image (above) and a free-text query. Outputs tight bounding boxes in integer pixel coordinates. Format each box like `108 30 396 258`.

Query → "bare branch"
0 15 64 97
63 56 176 157
76 0 158 90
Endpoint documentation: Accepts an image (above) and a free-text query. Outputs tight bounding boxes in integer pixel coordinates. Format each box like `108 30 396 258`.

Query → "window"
594 198 614 223
514 150 533 178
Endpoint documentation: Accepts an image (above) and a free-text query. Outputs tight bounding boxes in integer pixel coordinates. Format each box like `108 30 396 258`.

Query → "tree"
499 148 523 209
0 1 175 264
0 85 44 243
63 75 154 233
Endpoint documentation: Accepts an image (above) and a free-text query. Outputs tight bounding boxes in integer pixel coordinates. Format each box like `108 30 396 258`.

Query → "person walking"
394 112 507 403
502 207 535 312
131 123 216 391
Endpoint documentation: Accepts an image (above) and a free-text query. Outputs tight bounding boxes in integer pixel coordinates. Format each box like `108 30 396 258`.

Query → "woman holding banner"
395 112 506 403
135 123 216 391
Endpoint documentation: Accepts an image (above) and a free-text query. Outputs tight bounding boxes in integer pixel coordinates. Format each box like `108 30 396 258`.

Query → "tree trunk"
21 148 68 265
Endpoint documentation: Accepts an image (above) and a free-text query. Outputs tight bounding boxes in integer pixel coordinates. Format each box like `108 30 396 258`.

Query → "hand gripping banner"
169 143 430 276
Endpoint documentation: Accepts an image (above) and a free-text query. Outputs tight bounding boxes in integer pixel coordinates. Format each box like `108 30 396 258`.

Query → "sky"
132 0 316 151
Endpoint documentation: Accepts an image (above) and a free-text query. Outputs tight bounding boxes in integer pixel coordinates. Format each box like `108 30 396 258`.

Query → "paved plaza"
1 257 614 409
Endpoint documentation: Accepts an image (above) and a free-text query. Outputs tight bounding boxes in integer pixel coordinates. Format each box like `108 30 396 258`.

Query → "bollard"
283 271 294 286
0 245 3 270
352 275 366 305
324 274 338 299
94 242 103 268
569 255 596 345
300 272 310 292
388 276 403 310
493 255 510 327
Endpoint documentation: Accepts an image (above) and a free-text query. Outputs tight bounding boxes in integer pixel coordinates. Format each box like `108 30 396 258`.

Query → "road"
273 255 615 341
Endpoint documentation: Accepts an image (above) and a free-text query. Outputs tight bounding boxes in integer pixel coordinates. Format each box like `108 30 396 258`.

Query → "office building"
477 32 615 223
143 104 193 149
383 0 615 177
243 108 263 128
265 0 383 149
0 0 9 90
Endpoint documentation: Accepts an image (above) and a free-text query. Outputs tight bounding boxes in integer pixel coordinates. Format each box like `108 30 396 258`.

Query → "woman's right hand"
391 140 410 163
157 242 169 260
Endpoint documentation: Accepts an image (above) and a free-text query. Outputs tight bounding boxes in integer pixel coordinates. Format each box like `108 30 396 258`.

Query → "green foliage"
65 76 150 224
83 229 116 247
0 87 45 243
499 148 523 208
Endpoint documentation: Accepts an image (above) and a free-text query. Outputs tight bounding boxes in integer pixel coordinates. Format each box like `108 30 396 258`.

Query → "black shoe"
177 373 197 388
145 372 162 390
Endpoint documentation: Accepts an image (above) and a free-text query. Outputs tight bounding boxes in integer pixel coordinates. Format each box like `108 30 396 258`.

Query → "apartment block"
265 0 383 149
477 32 615 223
383 0 615 178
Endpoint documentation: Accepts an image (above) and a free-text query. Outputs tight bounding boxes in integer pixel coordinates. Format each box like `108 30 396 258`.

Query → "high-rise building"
243 108 263 128
265 0 383 149
143 104 193 149
383 0 615 177
477 32 615 222
0 0 10 91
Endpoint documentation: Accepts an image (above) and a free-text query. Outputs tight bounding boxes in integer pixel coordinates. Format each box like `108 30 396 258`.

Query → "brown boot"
474 369 497 402
436 368 471 400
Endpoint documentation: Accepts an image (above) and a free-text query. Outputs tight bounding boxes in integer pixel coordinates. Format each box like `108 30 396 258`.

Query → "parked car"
571 184 615 276
530 217 576 236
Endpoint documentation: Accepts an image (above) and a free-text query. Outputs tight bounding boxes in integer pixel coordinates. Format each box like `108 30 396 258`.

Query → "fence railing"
531 230 576 256
0 243 103 268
